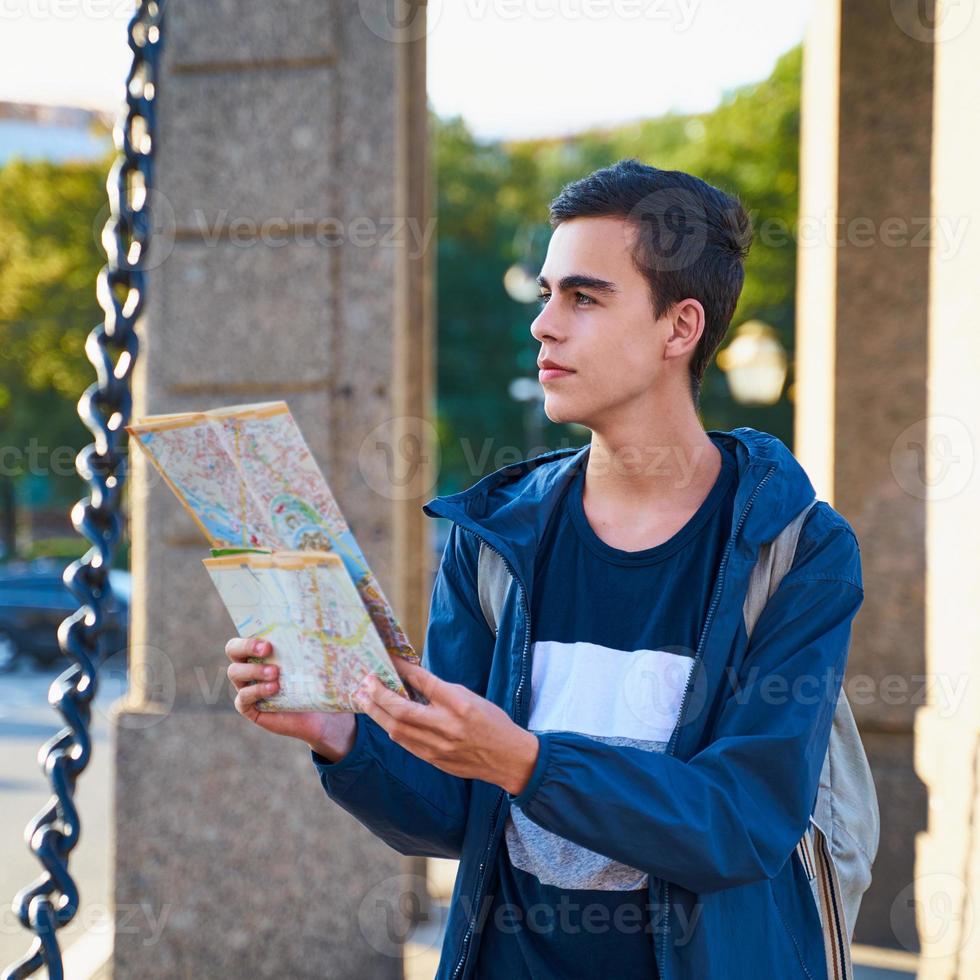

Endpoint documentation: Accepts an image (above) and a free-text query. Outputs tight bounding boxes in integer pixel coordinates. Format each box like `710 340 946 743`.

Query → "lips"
538 360 575 382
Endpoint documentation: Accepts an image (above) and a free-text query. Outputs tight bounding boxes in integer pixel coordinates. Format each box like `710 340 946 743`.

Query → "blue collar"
422 426 816 597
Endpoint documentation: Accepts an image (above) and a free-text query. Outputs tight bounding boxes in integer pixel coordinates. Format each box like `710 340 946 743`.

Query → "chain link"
3 3 166 977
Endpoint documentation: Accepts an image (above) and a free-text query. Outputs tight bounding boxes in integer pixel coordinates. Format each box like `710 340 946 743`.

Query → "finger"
225 636 273 663
355 678 442 752
235 678 279 711
354 683 390 729
392 657 446 703
359 673 430 724
227 660 279 690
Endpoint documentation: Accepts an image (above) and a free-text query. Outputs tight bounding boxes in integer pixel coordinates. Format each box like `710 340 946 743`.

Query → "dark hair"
548 158 752 410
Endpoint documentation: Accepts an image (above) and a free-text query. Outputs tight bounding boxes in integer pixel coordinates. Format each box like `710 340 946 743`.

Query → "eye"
535 291 595 307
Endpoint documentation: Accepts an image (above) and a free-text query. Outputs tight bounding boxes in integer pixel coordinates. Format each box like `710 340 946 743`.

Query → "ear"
664 298 705 361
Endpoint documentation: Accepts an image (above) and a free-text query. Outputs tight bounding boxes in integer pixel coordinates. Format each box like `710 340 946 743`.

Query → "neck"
584 401 721 510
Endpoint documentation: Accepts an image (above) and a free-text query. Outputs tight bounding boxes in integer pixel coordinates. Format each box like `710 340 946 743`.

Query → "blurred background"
0 5 804 528
1 1 976 978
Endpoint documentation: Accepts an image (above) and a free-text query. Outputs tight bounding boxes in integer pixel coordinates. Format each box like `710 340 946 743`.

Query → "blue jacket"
312 426 865 979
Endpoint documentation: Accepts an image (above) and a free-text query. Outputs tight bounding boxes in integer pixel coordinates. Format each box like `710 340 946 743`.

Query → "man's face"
530 215 690 430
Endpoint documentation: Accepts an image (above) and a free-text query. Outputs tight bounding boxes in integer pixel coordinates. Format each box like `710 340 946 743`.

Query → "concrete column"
111 2 433 975
915 0 980 975
797 0 980 969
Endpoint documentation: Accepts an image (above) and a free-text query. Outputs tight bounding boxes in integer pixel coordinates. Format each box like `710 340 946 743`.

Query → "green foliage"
0 151 115 503
433 115 546 492
2 48 803 509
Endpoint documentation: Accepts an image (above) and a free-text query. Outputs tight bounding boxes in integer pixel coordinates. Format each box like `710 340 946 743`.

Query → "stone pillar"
915 0 980 975
111 2 433 976
796 0 980 969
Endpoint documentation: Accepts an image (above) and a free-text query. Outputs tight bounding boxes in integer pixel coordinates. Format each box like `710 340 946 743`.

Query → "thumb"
393 656 445 703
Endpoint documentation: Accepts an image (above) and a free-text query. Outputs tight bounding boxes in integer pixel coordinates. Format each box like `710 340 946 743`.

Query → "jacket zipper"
451 526 532 980
659 464 776 978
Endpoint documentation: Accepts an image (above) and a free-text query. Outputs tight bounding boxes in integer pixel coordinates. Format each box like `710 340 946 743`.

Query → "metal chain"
3 3 166 977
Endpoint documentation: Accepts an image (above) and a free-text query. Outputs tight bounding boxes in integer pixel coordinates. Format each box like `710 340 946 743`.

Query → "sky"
0 0 811 141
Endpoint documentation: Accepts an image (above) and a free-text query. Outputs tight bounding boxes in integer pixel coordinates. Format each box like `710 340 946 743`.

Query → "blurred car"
0 559 129 672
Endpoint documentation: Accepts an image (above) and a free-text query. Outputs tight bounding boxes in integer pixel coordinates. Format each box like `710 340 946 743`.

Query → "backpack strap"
477 541 509 636
742 496 818 639
744 497 859 980
809 821 855 980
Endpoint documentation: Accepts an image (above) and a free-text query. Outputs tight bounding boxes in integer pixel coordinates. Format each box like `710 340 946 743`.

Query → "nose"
529 300 564 345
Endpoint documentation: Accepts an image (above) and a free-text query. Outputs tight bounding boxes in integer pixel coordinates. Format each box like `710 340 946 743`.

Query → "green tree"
0 151 115 545
0 48 804 511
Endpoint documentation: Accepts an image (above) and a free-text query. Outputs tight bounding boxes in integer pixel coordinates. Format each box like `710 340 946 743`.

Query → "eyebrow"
536 273 619 296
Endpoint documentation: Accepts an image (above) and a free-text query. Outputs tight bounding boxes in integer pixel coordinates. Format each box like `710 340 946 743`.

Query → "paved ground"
854 968 916 979
0 658 119 972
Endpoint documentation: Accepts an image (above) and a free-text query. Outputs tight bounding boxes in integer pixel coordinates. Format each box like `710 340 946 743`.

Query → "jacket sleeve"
507 518 865 894
310 521 495 859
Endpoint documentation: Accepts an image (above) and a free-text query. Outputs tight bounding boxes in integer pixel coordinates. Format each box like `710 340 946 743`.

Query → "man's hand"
225 636 356 762
354 658 539 796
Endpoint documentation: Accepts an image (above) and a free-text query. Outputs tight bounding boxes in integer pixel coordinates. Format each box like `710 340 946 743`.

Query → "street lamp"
503 262 542 304
716 319 788 405
509 376 547 454
508 377 542 403
503 224 550 304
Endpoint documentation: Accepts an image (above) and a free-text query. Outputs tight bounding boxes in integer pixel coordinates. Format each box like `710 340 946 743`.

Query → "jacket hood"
422 426 817 592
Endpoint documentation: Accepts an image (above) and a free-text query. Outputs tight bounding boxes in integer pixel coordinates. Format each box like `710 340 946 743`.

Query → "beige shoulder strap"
747 497 867 980
477 540 509 636
742 496 818 638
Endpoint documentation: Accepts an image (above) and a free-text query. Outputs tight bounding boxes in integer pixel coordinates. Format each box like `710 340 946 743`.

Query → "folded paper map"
203 550 403 711
126 401 418 711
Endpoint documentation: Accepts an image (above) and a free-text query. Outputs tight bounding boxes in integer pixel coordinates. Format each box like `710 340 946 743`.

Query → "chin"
542 395 587 428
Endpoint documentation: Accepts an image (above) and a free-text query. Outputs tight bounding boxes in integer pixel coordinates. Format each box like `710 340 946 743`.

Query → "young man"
225 159 864 979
